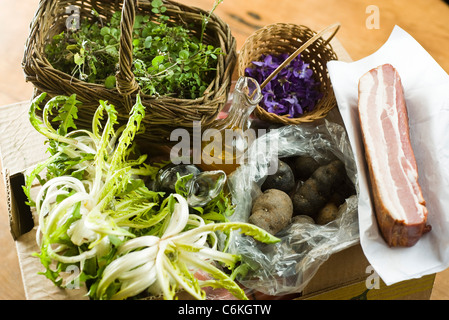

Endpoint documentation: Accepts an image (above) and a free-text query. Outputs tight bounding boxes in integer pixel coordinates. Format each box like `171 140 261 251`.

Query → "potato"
249 189 293 235
311 159 345 198
291 156 320 180
291 159 348 218
291 215 315 225
261 160 295 193
329 177 356 206
316 202 339 225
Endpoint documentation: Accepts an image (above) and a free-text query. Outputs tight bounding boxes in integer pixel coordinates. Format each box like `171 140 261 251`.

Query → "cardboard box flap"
0 101 48 175
5 169 34 240
0 101 48 239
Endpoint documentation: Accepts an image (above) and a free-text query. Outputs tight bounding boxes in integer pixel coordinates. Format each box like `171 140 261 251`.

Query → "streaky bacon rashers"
358 64 431 247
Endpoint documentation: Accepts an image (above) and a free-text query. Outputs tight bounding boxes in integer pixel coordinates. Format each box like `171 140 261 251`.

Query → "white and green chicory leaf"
25 93 279 300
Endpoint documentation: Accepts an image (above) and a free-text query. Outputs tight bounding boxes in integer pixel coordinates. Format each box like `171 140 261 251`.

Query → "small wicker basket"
22 0 237 144
238 23 340 125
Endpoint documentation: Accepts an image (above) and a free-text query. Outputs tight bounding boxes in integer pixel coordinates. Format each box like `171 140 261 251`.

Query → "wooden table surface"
1 0 449 300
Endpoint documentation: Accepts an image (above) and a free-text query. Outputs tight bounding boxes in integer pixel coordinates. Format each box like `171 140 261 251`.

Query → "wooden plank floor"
1 0 448 300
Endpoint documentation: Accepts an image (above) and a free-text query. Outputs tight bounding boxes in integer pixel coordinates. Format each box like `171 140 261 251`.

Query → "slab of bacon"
358 64 431 247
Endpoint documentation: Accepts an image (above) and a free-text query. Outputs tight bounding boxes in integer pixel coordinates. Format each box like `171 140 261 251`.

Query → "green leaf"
144 36 153 49
50 94 80 136
158 43 168 52
177 222 280 245
100 27 110 36
108 235 125 248
141 26 152 38
22 152 61 207
107 95 145 174
66 44 78 51
134 15 144 29
174 173 194 198
74 53 84 66
104 75 116 89
151 55 164 67
105 46 118 56
151 0 163 8
179 50 189 60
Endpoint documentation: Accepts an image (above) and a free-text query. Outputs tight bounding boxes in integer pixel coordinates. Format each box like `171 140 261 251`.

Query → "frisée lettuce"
24 93 279 300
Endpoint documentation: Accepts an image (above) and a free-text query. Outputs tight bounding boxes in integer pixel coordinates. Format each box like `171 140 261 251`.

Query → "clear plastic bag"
227 118 360 296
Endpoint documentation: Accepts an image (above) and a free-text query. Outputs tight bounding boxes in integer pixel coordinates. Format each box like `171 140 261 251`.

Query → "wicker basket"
238 23 339 125
22 0 237 144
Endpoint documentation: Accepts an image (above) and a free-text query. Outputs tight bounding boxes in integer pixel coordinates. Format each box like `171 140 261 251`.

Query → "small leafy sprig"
45 0 223 99
200 0 223 43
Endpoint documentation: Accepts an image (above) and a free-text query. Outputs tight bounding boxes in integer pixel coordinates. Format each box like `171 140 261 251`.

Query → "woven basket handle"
259 22 341 90
116 0 139 111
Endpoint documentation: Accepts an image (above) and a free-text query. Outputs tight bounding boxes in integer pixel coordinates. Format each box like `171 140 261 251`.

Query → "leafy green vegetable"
92 194 278 300
25 93 280 300
45 1 224 99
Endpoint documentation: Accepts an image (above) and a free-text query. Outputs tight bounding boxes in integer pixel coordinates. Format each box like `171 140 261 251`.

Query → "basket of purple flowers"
238 23 339 125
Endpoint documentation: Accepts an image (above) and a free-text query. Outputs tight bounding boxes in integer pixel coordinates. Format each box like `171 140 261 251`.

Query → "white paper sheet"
327 26 449 285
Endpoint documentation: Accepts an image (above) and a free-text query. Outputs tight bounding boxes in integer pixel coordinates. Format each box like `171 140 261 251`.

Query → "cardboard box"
0 39 435 300
296 245 435 300
302 273 435 300
0 99 435 300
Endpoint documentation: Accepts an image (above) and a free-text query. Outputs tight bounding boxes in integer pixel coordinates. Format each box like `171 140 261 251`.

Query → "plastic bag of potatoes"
227 118 359 296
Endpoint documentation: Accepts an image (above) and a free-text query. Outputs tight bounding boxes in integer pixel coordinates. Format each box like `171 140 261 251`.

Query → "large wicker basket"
238 23 339 125
22 0 237 144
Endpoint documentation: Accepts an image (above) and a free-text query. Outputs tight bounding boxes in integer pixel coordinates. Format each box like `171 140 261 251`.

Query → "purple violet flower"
245 53 322 118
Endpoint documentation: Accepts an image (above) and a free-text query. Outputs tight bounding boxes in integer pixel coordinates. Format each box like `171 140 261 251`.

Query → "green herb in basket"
45 0 223 99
